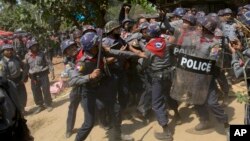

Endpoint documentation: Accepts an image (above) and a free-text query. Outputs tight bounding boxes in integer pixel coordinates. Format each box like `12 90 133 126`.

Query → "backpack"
0 78 33 141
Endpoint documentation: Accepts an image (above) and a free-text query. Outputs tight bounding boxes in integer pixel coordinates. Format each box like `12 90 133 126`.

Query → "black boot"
224 122 230 141
195 121 210 131
108 128 134 141
33 105 45 115
173 110 182 125
154 125 173 141
65 131 72 138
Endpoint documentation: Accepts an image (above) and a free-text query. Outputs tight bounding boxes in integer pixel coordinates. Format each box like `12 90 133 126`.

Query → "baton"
97 31 103 69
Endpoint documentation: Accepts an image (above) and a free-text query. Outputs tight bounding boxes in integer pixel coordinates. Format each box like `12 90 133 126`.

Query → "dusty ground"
24 57 246 141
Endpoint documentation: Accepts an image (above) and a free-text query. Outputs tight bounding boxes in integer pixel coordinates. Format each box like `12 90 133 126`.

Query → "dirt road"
24 58 246 141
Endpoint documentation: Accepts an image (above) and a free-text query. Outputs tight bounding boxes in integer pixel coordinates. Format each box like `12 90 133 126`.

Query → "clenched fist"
89 69 101 80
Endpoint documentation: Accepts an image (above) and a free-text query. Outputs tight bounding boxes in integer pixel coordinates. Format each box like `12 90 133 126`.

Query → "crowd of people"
1 3 250 141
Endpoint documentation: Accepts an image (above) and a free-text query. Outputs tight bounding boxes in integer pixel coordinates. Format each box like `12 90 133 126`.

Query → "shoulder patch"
155 42 163 49
76 62 85 72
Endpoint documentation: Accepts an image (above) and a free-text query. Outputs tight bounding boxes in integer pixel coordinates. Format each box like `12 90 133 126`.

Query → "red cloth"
75 49 84 62
75 49 104 69
146 37 166 58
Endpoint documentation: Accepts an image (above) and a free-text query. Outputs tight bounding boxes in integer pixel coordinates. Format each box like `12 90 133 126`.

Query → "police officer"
121 18 134 40
191 16 230 133
102 20 130 111
220 8 240 88
60 39 82 138
72 32 145 141
140 23 180 141
170 7 186 29
0 44 28 114
24 40 55 114
228 37 250 124
73 29 83 48
125 22 153 122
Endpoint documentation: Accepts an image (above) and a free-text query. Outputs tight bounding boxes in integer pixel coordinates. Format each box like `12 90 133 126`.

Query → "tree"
0 0 158 34
0 1 47 34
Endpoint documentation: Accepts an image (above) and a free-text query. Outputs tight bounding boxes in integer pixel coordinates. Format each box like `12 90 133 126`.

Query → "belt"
31 70 49 78
148 66 173 74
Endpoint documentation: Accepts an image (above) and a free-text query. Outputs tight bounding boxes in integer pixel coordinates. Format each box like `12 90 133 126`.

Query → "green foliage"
236 91 250 104
0 2 47 34
0 0 157 34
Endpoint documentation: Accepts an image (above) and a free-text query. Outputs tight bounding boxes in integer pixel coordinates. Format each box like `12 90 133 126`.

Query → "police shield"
170 53 216 105
170 29 218 105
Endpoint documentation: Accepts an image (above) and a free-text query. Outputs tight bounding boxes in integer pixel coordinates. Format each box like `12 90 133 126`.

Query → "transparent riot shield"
170 28 218 105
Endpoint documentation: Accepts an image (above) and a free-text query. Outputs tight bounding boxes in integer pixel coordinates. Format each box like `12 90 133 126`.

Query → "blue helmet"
1 44 13 53
122 18 133 26
239 11 250 26
182 14 196 25
195 11 206 19
80 32 99 51
60 39 77 54
173 7 186 17
26 40 38 49
73 29 83 39
196 16 206 25
217 10 224 16
208 13 218 18
201 15 218 33
147 23 161 38
82 25 96 35
139 22 150 30
243 4 250 10
223 8 233 15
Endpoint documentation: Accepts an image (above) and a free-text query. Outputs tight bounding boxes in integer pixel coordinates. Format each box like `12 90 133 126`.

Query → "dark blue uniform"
70 49 139 141
0 55 28 113
102 37 130 110
65 49 83 136
231 49 250 124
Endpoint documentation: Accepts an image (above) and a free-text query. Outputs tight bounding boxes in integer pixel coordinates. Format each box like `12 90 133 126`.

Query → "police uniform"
73 32 138 141
102 36 130 110
103 20 132 110
24 41 54 111
0 44 28 113
179 17 229 129
193 36 229 126
61 40 84 137
221 9 242 86
231 48 250 124
139 23 180 141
